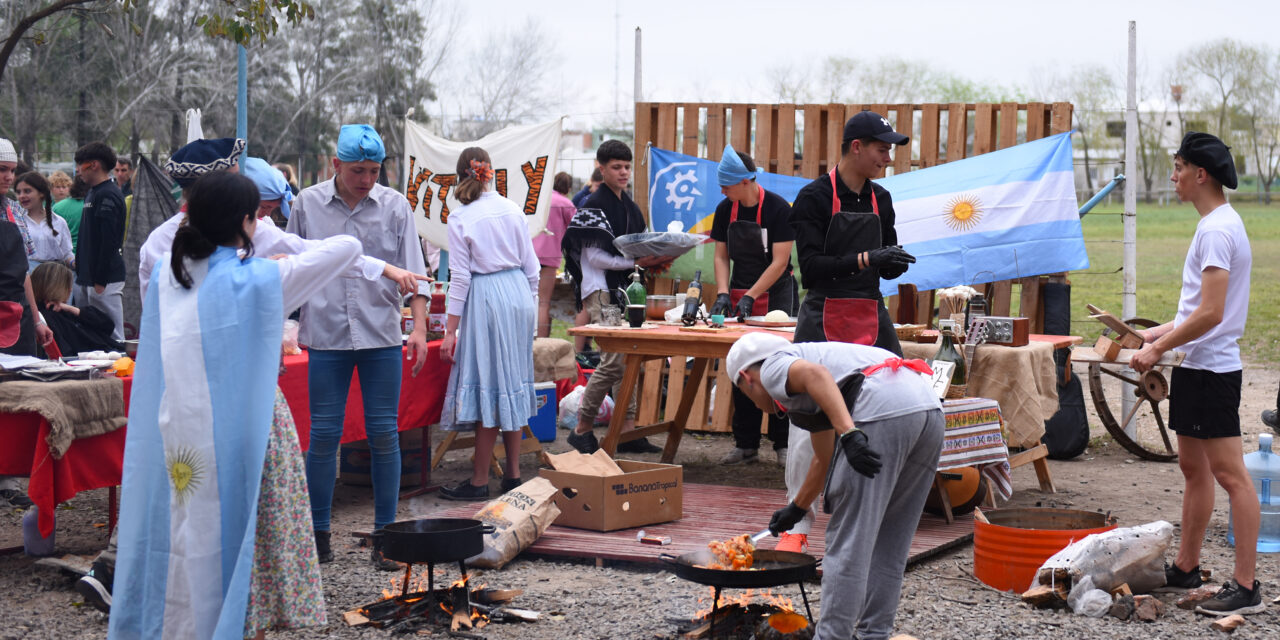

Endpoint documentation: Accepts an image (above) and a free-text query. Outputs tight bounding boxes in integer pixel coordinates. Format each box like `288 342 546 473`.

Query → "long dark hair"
15 171 55 234
454 146 492 205
170 171 258 289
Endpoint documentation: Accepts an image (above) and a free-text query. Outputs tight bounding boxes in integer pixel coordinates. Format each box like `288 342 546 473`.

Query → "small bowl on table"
645 295 679 320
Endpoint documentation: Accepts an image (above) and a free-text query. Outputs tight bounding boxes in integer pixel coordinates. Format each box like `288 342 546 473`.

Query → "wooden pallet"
432 482 972 567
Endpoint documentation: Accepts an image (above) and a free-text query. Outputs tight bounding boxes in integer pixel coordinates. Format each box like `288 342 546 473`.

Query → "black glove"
864 245 916 270
709 293 732 316
839 429 882 478
769 502 808 535
734 294 755 320
879 261 910 280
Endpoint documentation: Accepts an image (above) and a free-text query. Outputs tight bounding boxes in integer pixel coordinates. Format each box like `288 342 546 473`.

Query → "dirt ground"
2 358 1279 639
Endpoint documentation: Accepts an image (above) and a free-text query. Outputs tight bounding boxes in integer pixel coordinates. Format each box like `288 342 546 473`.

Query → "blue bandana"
165 138 246 187
336 124 386 163
717 143 755 187
241 157 294 219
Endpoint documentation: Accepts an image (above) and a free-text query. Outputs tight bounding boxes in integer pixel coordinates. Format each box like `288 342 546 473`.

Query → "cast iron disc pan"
661 549 818 588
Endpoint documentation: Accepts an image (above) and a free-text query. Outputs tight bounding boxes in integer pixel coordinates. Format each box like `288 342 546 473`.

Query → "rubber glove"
734 294 755 321
839 429 882 478
865 245 916 269
709 292 732 316
769 502 808 535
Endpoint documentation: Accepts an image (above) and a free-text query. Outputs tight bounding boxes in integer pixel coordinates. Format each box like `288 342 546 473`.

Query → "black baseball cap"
1176 131 1237 190
843 110 910 145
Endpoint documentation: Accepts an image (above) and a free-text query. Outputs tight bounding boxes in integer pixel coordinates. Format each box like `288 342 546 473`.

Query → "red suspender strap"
829 168 879 216
730 184 766 224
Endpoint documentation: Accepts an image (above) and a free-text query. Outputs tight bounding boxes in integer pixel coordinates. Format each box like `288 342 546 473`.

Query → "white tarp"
402 118 562 251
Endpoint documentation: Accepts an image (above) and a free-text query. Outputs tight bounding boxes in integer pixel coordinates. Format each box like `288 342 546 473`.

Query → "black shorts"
1168 368 1241 439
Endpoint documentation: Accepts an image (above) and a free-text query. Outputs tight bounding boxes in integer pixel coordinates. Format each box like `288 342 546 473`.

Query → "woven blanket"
938 397 1013 501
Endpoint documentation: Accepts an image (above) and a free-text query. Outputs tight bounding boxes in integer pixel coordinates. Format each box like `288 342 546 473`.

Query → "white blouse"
23 212 74 265
445 191 540 315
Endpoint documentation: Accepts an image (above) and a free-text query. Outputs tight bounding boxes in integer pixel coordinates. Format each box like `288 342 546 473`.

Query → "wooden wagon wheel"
1086 317 1179 462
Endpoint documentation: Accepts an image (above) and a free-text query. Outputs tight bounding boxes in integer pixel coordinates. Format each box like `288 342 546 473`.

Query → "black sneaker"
1263 409 1279 432
440 481 490 501
1195 579 1265 616
500 477 523 493
567 430 599 454
0 488 33 508
1155 562 1203 592
617 437 662 454
75 560 113 614
314 530 333 564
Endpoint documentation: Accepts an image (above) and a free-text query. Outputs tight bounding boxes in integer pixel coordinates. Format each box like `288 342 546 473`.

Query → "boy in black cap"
778 110 915 552
1131 131 1262 616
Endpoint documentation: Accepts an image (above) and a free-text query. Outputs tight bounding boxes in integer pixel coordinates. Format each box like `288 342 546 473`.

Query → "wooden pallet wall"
632 101 1074 432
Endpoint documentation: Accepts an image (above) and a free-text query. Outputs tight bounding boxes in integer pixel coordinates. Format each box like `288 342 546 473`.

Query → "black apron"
726 185 795 316
794 169 899 353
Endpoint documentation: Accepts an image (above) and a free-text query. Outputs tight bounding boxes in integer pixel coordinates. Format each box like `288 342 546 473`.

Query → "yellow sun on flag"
944 194 984 231
166 447 205 505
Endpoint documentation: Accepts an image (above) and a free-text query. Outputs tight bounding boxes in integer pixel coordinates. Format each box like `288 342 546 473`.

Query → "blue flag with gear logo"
648 146 808 235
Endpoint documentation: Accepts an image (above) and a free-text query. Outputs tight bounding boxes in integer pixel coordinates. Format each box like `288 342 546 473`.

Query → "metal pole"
237 45 248 148
634 28 643 103
1121 21 1139 438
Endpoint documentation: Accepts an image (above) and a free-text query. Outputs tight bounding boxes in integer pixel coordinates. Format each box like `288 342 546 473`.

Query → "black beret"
1176 131 1236 190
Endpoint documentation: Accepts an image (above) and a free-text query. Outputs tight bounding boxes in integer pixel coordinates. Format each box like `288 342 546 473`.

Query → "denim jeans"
305 346 402 531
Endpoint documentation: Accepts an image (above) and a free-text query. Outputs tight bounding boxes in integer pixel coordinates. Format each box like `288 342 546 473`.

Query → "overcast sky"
442 0 1279 127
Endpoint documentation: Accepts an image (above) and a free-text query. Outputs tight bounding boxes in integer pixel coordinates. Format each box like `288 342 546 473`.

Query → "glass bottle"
681 270 703 326
625 267 647 305
935 326 968 388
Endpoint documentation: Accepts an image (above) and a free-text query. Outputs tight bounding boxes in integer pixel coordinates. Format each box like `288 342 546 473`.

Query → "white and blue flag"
110 247 282 639
647 131 1088 295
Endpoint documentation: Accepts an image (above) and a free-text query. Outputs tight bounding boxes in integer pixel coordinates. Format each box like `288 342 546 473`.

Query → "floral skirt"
244 389 327 635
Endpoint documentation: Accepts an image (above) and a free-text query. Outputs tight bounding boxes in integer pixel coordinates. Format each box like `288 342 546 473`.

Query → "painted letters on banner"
403 119 562 251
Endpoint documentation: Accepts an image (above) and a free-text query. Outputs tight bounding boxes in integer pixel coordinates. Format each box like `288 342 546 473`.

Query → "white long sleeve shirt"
139 213 385 302
445 191 540 315
581 247 634 299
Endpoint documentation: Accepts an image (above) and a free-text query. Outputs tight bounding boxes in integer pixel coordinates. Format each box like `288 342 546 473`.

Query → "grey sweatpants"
577 291 637 422
815 408 944 640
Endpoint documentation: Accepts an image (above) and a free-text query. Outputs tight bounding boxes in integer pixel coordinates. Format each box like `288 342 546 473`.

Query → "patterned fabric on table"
937 397 1013 501
244 389 326 635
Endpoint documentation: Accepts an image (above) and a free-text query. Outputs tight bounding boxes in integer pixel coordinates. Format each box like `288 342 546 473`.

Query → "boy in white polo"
1131 131 1261 616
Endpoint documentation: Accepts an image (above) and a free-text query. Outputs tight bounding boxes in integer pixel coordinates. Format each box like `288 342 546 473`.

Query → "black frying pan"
374 518 495 564
659 549 819 589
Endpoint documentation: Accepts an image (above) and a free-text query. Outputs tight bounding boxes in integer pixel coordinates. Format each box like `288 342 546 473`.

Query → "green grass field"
627 201 1280 363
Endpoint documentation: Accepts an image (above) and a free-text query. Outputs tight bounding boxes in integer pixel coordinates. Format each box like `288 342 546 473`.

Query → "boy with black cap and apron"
708 144 797 466
725 332 943 640
778 110 915 552
1131 131 1262 616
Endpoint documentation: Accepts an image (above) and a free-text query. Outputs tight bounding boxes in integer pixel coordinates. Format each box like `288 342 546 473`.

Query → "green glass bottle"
625 267 647 305
935 326 967 387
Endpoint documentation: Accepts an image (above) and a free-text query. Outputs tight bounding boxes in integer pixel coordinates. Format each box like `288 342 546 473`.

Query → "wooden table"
568 323 790 462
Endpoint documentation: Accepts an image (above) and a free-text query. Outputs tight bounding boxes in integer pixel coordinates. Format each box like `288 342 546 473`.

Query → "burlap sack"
467 477 561 569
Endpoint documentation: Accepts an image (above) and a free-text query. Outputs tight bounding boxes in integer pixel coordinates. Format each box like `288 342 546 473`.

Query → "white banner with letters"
403 118 562 251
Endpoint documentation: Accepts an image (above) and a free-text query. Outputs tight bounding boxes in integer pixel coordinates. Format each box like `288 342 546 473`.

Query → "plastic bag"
282 319 301 355
613 232 706 260
1066 575 1111 618
557 385 614 430
1035 520 1173 594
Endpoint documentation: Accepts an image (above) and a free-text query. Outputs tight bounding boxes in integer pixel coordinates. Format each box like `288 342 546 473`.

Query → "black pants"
731 385 788 450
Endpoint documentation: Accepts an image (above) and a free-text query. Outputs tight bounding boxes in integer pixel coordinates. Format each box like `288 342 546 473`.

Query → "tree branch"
0 0 102 84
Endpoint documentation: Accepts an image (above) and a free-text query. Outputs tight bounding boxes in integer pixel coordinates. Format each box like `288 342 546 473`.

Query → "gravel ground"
3 359 1280 639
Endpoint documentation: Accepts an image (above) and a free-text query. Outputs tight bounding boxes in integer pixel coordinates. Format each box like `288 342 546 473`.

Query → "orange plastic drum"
973 507 1117 592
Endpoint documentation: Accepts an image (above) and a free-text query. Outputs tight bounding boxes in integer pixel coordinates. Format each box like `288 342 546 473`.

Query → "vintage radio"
981 316 1030 347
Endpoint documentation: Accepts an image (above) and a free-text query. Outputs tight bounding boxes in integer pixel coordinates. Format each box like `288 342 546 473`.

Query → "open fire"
681 587 812 640
344 566 538 635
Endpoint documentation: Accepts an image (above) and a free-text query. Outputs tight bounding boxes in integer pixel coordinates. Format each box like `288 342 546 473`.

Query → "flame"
691 587 796 622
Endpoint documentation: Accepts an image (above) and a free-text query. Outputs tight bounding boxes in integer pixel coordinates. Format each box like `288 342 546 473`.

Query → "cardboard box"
539 460 682 531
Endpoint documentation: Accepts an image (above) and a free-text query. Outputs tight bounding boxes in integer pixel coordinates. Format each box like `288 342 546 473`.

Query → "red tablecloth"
0 344 450 537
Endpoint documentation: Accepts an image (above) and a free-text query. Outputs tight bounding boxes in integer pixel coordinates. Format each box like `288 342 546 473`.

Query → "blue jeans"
305 346 402 531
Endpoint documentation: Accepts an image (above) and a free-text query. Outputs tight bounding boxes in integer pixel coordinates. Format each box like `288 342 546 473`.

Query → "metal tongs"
749 528 773 544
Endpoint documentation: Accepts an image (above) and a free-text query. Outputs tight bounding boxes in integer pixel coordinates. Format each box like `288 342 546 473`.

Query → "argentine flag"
876 131 1088 296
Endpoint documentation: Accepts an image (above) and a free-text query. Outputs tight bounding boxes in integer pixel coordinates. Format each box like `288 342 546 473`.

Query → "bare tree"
1063 64 1119 191
447 16 558 139
1237 47 1280 203
761 62 812 104
1178 38 1262 145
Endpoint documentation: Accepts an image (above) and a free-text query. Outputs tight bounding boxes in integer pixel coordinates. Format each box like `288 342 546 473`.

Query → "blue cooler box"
529 382 558 442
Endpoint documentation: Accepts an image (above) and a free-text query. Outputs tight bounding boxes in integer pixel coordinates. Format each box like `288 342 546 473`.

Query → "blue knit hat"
336 124 386 163
165 138 246 187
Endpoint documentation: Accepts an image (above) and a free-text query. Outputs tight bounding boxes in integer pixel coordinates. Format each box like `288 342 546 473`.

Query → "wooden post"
777 104 797 176
730 106 751 153
682 105 701 156
706 105 726 161
919 104 941 168
892 104 914 175
946 102 968 162
801 105 823 178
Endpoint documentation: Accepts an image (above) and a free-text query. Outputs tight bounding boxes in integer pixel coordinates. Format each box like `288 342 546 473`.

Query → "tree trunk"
1081 134 1094 192
76 15 91 145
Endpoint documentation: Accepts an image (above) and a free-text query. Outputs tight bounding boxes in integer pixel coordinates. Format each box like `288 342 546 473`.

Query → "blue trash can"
529 382 558 442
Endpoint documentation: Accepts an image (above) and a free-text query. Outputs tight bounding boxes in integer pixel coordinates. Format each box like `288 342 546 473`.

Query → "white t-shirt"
1174 203 1251 372
759 342 941 424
